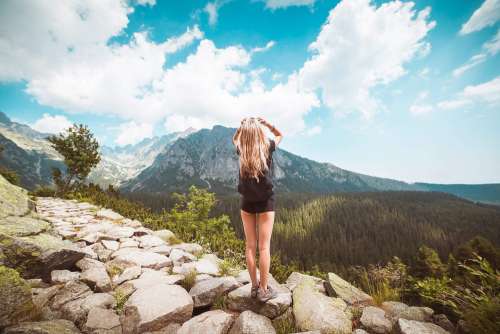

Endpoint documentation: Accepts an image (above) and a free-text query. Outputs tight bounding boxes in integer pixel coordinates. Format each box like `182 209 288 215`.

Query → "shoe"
257 284 278 302
250 280 260 298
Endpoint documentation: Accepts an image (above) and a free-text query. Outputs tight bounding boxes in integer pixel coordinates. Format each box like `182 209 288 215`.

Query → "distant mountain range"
1 111 499 204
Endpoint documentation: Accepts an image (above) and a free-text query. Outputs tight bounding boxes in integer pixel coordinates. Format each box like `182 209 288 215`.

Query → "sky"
0 0 499 184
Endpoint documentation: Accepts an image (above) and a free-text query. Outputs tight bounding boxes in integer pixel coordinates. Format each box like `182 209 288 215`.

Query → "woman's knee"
258 241 270 253
245 240 257 251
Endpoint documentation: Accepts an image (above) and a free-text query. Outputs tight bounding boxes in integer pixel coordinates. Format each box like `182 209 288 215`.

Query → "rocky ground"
0 175 456 334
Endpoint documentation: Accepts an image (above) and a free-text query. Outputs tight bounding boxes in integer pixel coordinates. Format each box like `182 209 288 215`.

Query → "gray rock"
51 270 80 284
285 272 325 293
77 258 112 292
111 248 172 269
59 297 88 328
227 282 291 319
4 319 81 334
398 318 450 334
137 235 166 249
169 248 196 263
120 239 139 248
153 229 175 243
0 265 37 328
293 278 352 334
325 272 373 306
102 240 120 251
194 254 221 275
381 301 434 322
124 283 193 332
84 307 122 333
189 276 240 307
112 265 142 285
177 309 235 334
170 242 203 255
128 269 184 289
149 245 172 256
96 209 124 221
229 310 276 334
81 293 116 311
360 306 392 333
51 280 93 310
432 314 455 332
353 330 369 334
32 285 62 310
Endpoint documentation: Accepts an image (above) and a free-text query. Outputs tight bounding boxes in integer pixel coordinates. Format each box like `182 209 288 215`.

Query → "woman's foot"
250 280 260 298
257 284 278 302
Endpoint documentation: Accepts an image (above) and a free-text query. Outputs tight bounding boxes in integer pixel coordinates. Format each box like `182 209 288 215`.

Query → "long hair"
237 118 271 181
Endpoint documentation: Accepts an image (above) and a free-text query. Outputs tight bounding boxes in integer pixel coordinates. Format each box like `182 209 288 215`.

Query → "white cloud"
437 76 500 110
115 121 153 146
204 0 231 26
418 67 430 79
251 41 276 53
299 0 435 119
31 114 73 134
303 125 322 136
453 28 500 77
262 0 316 10
460 0 500 35
409 104 433 115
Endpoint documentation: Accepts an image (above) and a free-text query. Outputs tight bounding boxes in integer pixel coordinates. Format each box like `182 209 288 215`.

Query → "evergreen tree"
413 245 444 278
47 124 100 194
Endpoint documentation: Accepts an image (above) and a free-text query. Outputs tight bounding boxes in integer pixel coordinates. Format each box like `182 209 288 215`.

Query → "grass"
180 269 198 291
273 311 298 334
168 235 183 245
211 294 228 310
107 264 124 278
218 258 241 277
113 289 129 314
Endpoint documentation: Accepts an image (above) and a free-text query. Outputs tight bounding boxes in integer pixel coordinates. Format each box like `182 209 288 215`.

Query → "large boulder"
360 306 392 333
111 248 172 269
189 276 240 308
4 319 81 334
83 307 122 334
124 283 193 332
229 310 276 334
293 278 352 334
325 272 373 306
0 175 33 218
398 318 450 334
0 265 37 328
227 282 292 319
285 272 326 293
177 309 235 334
76 258 112 292
50 280 93 310
127 269 184 290
381 301 434 322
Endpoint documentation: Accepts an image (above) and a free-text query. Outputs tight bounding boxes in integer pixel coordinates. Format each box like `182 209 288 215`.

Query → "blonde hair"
237 118 271 181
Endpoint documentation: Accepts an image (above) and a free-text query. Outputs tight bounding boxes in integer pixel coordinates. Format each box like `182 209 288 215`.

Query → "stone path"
1 193 454 333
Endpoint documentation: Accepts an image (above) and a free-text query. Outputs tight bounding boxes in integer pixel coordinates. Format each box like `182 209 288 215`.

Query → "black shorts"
241 194 275 214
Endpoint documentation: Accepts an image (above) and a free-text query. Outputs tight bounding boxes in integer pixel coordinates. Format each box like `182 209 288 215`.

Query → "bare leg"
241 209 258 287
257 211 275 291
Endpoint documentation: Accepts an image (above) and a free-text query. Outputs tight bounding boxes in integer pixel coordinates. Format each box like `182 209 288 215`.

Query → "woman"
232 117 283 302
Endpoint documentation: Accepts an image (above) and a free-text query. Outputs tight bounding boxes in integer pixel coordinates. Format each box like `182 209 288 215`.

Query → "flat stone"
137 235 166 248
51 270 80 284
51 280 93 310
189 276 240 308
360 306 392 333
153 229 175 243
81 293 115 311
293 278 352 334
381 301 434 322
398 318 450 334
102 240 120 251
177 309 235 334
84 307 122 333
170 248 196 263
96 209 124 221
104 226 135 240
124 283 193 332
120 239 139 248
325 272 373 306
76 258 112 292
194 254 221 276
150 245 172 255
4 319 81 334
59 297 88 328
170 242 203 255
111 248 172 269
228 310 276 334
227 282 291 319
128 269 184 289
113 265 142 285
285 271 326 293
32 285 62 309
0 216 50 237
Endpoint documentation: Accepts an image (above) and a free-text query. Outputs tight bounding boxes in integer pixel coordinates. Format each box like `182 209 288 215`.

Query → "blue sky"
0 0 499 184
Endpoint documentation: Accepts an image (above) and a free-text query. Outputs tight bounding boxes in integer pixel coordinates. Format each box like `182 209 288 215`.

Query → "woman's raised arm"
258 117 283 146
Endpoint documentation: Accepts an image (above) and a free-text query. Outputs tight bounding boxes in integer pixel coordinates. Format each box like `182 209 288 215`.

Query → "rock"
59 297 88 328
0 216 50 237
229 310 276 334
433 314 455 332
120 305 140 334
189 276 240 307
112 266 142 285
170 248 196 263
51 270 80 284
51 280 92 310
194 254 221 275
154 229 175 243
325 272 373 306
145 323 181 334
84 307 122 333
111 248 172 269
102 240 120 251
0 175 32 217
0 265 37 328
120 239 139 248
106 258 137 276
124 283 193 332
353 330 369 334
195 273 213 283
360 306 392 333
149 245 172 256
137 235 166 249
271 307 295 331
398 318 450 334
132 227 152 237
4 319 81 334
105 226 136 240
285 272 325 293
76 258 112 292
96 209 124 221
293 278 352 334
0 232 85 281
32 285 62 309
128 269 184 289
172 262 197 275
381 301 434 322
177 309 235 334
81 293 115 311
227 282 291 319
171 242 203 255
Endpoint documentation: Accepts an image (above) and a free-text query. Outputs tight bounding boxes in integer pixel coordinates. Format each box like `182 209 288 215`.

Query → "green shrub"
463 298 500 334
180 269 197 291
0 167 20 185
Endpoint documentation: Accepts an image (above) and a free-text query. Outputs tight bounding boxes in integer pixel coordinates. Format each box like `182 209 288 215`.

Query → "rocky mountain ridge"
0 175 456 333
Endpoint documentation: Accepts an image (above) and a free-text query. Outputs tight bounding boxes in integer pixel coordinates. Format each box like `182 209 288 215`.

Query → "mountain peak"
0 111 13 125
